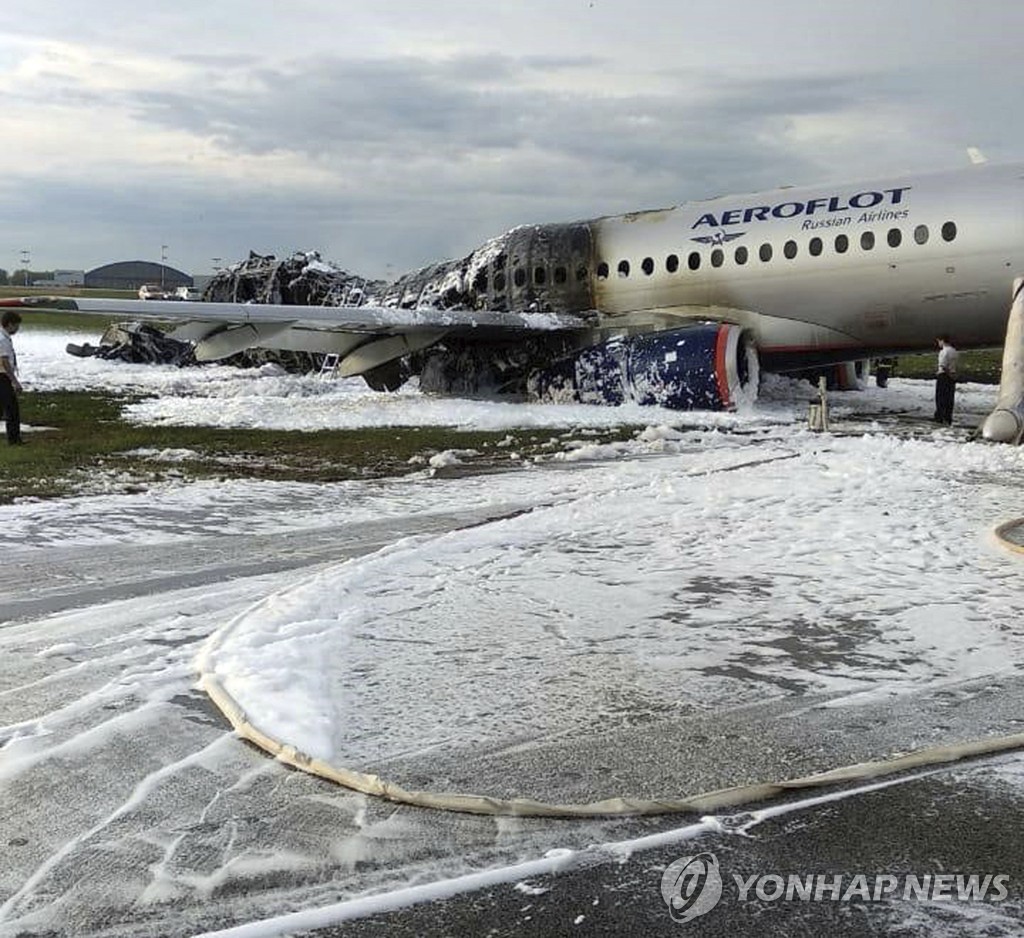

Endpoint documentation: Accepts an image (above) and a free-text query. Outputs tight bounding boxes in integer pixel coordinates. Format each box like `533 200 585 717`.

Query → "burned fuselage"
381 221 753 410
381 222 597 315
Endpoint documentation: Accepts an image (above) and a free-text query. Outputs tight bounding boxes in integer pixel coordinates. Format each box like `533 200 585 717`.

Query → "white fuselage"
588 163 1024 362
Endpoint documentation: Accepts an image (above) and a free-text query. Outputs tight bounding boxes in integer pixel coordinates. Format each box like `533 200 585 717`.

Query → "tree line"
0 269 57 285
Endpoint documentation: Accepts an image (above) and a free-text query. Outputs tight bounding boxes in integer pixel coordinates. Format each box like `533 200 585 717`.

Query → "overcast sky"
1 1 1021 280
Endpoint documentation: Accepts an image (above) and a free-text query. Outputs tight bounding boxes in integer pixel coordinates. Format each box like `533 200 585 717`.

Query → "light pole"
20 249 30 286
160 244 168 291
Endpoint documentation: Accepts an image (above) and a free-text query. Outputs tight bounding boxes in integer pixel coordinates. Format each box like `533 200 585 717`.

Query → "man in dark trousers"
934 334 959 425
0 311 23 444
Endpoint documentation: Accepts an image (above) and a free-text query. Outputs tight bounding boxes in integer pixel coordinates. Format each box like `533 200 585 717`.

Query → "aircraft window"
642 257 655 275
734 246 748 265
688 251 701 271
618 260 630 277
554 266 567 284
835 234 849 253
783 240 797 259
711 248 724 268
942 221 957 242
514 268 527 287
597 262 609 279
494 272 506 290
759 243 773 262
809 237 823 257
860 231 875 250
887 228 902 248
534 266 546 285
666 254 679 272
576 265 589 282
914 224 929 245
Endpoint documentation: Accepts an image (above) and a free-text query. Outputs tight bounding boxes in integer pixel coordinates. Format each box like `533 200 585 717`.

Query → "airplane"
5 160 1024 422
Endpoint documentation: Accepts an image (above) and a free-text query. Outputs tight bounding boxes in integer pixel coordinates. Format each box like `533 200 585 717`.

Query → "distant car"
173 286 201 301
138 284 168 300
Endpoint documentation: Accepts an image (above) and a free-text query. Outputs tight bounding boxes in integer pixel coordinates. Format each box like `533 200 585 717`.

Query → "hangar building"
85 261 193 291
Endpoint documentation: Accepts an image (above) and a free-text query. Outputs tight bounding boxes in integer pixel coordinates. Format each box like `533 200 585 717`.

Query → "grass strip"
0 390 640 503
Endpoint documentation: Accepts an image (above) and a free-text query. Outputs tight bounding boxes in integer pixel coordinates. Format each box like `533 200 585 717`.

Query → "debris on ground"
67 321 324 374
67 322 196 366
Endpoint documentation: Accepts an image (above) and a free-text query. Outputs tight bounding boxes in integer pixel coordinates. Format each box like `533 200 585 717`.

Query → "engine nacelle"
528 323 758 410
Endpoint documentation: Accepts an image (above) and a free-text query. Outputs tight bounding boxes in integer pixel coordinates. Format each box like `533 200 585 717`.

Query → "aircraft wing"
1 295 594 375
2 295 591 335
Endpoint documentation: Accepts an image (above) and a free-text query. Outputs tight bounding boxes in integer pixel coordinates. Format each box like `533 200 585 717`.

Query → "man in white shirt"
0 311 23 444
934 334 959 425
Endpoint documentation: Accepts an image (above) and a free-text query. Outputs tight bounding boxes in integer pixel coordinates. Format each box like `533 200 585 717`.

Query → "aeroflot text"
733 872 1009 904
691 187 912 229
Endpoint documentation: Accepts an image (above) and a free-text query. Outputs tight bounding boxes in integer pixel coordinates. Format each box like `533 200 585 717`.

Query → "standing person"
0 311 23 445
934 334 959 425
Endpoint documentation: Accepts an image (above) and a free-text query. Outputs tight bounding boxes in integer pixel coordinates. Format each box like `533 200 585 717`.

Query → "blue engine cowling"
528 322 758 410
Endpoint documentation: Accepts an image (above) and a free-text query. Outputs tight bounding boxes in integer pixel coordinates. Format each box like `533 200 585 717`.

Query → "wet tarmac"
317 760 1024 938
3 457 1024 937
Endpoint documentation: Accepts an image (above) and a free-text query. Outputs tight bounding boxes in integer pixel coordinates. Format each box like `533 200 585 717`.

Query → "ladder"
319 353 340 377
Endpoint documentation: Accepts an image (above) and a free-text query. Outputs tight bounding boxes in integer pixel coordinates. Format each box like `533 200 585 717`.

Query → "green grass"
18 310 122 335
883 349 1003 384
0 390 642 504
0 285 136 300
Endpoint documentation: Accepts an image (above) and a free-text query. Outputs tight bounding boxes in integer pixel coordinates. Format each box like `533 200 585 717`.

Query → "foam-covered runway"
199 434 1024 814
3 329 1024 936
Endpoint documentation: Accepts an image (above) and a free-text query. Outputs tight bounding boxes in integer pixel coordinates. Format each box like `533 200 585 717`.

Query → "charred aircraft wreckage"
65 228 757 411
382 224 758 409
13 161 1024 422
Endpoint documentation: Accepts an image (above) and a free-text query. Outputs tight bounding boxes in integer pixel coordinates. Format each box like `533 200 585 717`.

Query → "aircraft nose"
982 408 1022 442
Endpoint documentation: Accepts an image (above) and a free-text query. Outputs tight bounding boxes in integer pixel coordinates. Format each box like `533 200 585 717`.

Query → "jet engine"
528 322 758 410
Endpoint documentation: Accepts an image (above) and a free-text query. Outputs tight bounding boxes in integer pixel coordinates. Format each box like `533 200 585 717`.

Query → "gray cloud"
4 2 1024 276
119 54 879 182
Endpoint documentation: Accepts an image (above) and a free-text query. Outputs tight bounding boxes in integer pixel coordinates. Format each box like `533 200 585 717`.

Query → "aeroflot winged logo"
690 185 913 234
660 853 724 923
691 231 745 246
